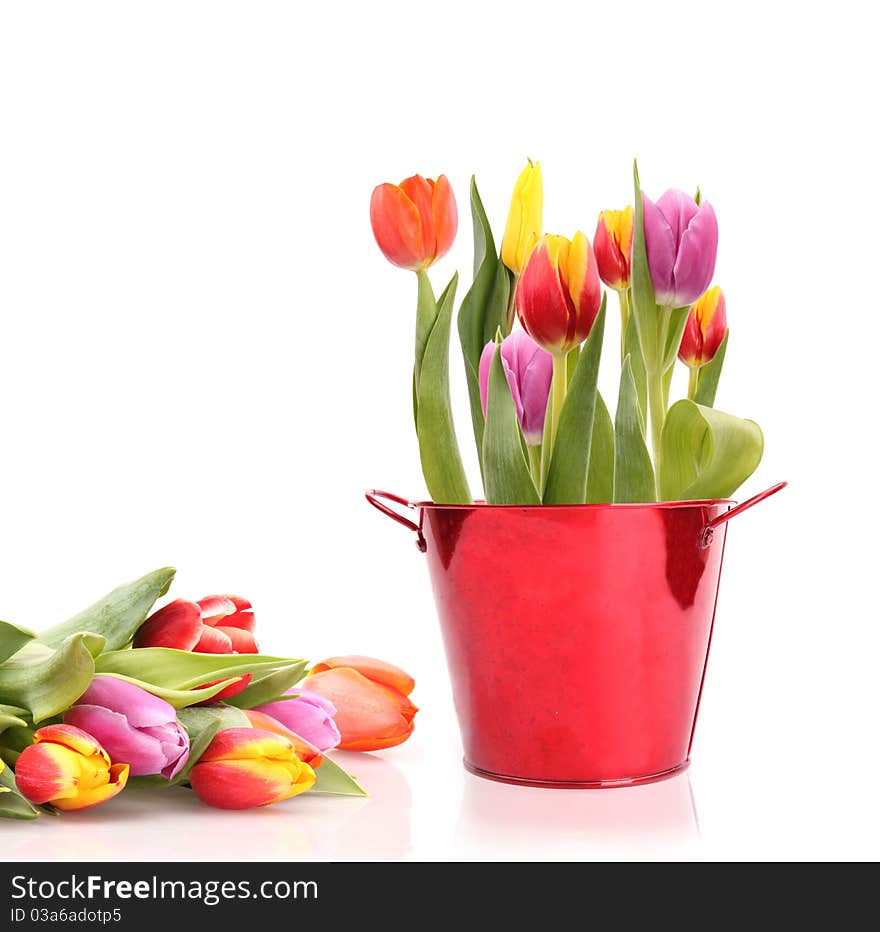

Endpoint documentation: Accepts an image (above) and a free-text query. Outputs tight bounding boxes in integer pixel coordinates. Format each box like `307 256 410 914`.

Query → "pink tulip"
251 689 341 753
643 190 718 308
478 331 553 446
64 675 189 780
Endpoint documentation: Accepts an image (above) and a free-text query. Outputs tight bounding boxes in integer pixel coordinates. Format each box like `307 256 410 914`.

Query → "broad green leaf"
661 400 763 501
566 345 580 387
0 764 39 820
457 177 512 468
0 725 35 753
96 647 303 690
224 661 309 709
482 342 540 504
172 704 251 785
0 704 28 734
416 272 472 504
694 329 729 407
630 161 659 366
0 633 103 722
311 754 368 797
39 567 176 652
586 392 614 504
623 315 647 428
614 356 656 503
543 301 606 504
0 621 35 664
99 672 238 709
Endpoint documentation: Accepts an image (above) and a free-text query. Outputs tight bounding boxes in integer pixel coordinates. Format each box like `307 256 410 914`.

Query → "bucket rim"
413 497 735 512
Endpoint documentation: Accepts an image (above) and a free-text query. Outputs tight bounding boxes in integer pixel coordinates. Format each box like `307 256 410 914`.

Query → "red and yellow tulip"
242 709 324 769
516 232 602 356
678 286 727 368
593 206 633 292
501 160 543 275
305 656 417 751
14 724 129 812
370 175 457 271
189 727 316 810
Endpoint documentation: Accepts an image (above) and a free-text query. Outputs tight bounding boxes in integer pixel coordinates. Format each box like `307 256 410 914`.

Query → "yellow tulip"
501 160 543 275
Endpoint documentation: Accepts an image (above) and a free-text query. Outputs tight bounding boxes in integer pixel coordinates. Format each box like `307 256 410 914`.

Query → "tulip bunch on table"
369 161 762 505
0 568 416 819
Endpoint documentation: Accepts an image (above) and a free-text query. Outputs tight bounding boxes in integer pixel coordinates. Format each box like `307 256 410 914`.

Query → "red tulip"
678 286 727 368
134 595 257 701
242 709 324 769
370 175 457 271
305 656 417 751
593 206 633 291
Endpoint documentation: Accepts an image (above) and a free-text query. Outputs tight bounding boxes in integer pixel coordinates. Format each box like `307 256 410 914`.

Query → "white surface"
0 1 878 861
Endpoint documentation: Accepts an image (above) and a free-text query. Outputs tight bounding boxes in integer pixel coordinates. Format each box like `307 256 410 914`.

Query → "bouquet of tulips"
370 161 762 504
0 568 416 819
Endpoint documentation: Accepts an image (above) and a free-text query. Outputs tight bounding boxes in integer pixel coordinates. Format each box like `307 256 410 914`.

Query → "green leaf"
630 161 659 366
482 341 540 504
223 662 309 709
694 330 729 408
95 647 304 690
661 400 763 501
172 704 251 785
0 621 35 664
98 673 239 709
414 271 440 398
614 356 656 503
416 272 472 504
311 754 368 797
662 306 690 372
623 315 647 429
0 633 103 722
566 345 580 387
0 704 29 734
0 725 35 753
38 567 176 652
543 300 606 504
457 177 512 470
586 391 614 504
0 764 39 820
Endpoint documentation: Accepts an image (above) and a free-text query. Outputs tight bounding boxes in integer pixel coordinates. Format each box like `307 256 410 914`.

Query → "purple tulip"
252 689 341 752
64 675 189 780
643 190 718 308
479 330 553 446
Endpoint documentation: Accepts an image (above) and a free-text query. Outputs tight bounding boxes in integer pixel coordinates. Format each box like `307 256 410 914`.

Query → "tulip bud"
370 175 457 271
516 232 602 355
643 189 718 308
189 727 316 810
593 206 633 291
14 724 129 812
478 331 552 446
64 675 189 779
251 688 341 753
305 656 417 751
678 286 727 367
134 595 257 701
501 160 543 275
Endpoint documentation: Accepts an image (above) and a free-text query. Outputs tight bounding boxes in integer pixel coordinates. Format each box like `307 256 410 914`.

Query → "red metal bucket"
367 483 785 788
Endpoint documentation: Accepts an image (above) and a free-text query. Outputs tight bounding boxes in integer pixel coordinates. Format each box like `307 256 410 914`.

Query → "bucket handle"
365 490 426 552
699 481 787 548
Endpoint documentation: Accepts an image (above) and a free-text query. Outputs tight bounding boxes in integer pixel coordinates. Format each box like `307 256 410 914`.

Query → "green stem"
549 353 567 453
528 444 542 490
618 288 630 363
687 366 699 401
505 274 519 333
648 366 666 500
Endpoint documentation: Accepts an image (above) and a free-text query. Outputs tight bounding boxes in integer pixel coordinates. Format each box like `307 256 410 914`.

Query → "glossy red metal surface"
366 484 785 787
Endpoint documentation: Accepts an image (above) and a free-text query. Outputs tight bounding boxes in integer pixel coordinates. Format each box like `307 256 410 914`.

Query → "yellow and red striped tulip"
242 709 324 769
189 727 316 810
593 206 633 291
370 175 457 271
501 160 543 275
305 656 417 751
678 286 727 367
516 232 603 355
14 724 129 812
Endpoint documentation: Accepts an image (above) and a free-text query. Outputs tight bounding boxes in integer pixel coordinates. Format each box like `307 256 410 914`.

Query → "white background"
1 1 878 861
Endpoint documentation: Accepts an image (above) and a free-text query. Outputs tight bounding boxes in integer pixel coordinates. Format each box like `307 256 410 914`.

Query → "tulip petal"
33 723 108 761
253 692 340 752
197 726 294 763
430 174 458 263
672 202 718 307
193 624 234 654
52 763 129 812
190 758 314 810
310 656 415 696
243 710 323 767
134 599 202 651
14 742 82 805
76 674 178 728
214 625 258 654
516 238 576 354
200 595 256 633
370 183 424 270
642 195 677 307
196 596 236 626
399 175 436 261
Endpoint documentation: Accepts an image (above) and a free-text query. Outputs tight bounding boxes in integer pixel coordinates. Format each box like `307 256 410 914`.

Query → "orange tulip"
305 656 417 751
14 724 129 812
370 175 457 271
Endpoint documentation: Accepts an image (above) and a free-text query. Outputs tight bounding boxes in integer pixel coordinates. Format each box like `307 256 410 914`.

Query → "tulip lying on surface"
679 286 727 369
252 688 340 752
134 595 257 700
189 727 316 810
64 675 189 779
305 656 417 751
370 175 457 271
643 190 718 308
478 331 552 446
243 710 324 768
593 206 633 292
501 160 543 275
14 724 129 812
516 232 602 356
